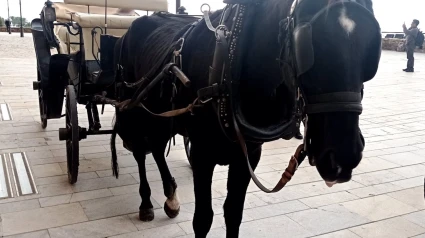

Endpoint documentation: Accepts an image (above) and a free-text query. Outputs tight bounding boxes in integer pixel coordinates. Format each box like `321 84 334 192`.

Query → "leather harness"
102 0 381 193
196 0 380 193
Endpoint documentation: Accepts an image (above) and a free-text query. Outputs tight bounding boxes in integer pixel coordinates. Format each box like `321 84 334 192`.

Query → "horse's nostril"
337 166 342 175
323 150 343 176
329 152 342 175
329 152 336 169
309 156 316 166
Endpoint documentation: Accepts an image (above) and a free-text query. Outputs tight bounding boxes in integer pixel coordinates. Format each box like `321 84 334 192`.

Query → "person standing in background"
5 19 11 34
402 19 419 72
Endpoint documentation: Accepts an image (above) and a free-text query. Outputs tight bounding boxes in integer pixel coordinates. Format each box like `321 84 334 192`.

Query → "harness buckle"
174 38 185 55
200 3 211 13
215 25 229 40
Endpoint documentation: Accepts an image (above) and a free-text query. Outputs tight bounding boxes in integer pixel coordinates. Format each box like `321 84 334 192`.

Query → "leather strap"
136 99 199 117
304 92 363 114
197 84 227 100
93 96 200 118
233 108 307 193
305 103 363 114
118 98 199 117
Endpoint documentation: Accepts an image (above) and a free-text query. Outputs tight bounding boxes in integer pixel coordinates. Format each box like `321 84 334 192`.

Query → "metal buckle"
200 3 211 13
174 38 185 55
215 25 229 40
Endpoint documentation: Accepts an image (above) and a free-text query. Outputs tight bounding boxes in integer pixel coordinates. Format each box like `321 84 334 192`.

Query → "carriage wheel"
35 70 47 129
64 85 79 184
183 137 192 167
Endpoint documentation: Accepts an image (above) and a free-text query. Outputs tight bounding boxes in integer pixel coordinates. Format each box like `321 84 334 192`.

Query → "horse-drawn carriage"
31 0 193 184
29 0 382 234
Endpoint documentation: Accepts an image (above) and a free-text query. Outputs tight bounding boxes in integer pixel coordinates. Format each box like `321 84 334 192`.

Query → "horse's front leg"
133 146 155 221
149 136 180 218
224 143 262 238
192 143 216 238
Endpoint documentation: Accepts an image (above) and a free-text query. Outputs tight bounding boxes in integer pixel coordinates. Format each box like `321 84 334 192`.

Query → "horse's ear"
363 32 381 82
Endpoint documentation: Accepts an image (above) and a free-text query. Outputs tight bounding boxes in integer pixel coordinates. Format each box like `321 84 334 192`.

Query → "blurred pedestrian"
402 19 420 72
5 19 11 34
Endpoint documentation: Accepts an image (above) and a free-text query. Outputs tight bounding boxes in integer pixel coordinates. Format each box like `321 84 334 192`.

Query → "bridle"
281 0 378 156
199 0 378 193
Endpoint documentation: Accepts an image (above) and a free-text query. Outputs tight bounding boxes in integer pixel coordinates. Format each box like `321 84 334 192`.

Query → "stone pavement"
0 32 424 238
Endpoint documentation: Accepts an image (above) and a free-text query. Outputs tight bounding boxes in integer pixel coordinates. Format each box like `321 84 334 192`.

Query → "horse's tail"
111 114 119 179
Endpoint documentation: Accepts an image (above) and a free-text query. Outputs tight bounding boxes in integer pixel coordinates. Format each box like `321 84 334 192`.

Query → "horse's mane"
133 14 197 80
266 0 295 20
328 0 374 13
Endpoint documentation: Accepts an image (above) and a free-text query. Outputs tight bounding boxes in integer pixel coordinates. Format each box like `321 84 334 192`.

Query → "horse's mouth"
325 181 337 187
309 154 353 187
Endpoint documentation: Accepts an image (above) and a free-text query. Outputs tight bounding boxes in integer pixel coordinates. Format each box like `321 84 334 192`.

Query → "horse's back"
124 14 198 79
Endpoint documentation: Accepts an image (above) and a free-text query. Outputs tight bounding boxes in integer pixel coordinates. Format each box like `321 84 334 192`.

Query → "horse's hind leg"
133 147 155 221
192 143 216 238
150 137 180 218
224 144 262 238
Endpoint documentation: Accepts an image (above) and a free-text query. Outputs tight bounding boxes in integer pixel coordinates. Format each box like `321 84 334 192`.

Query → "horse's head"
286 0 381 186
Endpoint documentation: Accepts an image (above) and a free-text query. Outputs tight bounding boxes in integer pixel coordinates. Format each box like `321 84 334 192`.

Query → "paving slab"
349 217 425 238
1 203 88 236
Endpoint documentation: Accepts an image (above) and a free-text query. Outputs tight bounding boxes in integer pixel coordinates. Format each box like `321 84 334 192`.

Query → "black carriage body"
31 2 122 184
31 19 69 120
66 33 119 104
32 1 121 109
31 0 194 184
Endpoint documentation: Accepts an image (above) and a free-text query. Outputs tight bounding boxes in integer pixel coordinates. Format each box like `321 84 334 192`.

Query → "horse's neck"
240 3 287 86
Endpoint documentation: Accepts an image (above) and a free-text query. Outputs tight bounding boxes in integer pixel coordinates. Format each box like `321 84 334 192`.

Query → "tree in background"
0 17 4 27
10 16 29 27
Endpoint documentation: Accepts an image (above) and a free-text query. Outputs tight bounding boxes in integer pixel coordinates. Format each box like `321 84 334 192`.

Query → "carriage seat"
53 2 140 63
54 11 139 85
55 13 137 60
67 13 139 29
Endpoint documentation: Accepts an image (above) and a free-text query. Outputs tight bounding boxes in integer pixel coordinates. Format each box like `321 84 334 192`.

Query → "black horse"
112 15 198 221
112 0 381 237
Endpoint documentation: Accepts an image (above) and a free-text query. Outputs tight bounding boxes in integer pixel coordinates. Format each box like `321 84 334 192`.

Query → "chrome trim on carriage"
0 154 13 199
9 153 38 196
0 103 13 121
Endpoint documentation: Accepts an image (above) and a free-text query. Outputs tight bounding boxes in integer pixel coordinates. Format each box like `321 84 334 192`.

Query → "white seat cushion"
66 13 139 28
52 3 140 60
64 0 168 12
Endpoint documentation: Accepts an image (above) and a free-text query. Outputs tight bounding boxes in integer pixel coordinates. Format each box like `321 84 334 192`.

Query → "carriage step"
33 81 40 90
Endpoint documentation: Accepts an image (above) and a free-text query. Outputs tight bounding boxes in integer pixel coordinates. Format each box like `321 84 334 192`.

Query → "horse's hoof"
139 208 154 221
164 201 180 219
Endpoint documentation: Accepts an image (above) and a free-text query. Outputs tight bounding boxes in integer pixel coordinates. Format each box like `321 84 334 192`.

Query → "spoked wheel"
34 70 47 129
60 85 79 184
183 136 192 167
